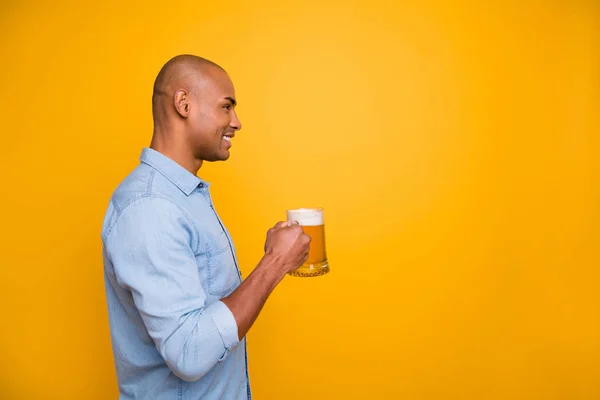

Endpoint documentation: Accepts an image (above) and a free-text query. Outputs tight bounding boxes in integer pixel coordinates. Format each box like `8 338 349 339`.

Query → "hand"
263 221 311 274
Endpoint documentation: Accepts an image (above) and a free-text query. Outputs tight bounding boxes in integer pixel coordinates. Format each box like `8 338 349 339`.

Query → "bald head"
149 54 241 172
152 54 225 119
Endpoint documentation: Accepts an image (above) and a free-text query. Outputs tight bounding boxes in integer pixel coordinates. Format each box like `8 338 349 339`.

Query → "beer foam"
287 208 324 226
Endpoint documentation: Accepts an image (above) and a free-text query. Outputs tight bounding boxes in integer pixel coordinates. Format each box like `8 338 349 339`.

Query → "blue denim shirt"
101 148 251 399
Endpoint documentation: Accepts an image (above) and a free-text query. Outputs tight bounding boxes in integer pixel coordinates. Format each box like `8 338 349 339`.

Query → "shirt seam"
103 193 201 253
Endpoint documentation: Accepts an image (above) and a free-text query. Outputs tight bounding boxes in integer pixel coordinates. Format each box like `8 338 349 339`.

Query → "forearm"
221 254 286 340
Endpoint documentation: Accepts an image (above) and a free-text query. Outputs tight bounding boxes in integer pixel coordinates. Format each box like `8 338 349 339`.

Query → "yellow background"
1 1 598 399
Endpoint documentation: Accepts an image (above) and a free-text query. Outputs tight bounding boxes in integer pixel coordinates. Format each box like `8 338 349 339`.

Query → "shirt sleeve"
104 196 240 382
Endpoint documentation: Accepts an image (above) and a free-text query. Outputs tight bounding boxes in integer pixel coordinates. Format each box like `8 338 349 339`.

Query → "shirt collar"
139 148 207 196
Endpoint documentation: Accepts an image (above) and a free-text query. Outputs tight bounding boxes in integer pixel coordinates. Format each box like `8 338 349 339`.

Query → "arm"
105 198 308 381
222 221 310 340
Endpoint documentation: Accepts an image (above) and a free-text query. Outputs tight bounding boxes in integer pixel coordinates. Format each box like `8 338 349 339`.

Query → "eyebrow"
225 96 237 106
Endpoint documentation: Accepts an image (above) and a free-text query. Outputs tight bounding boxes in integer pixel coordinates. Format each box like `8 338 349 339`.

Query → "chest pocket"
205 232 239 297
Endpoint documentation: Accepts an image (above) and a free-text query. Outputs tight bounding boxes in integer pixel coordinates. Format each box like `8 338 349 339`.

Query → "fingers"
274 221 287 229
303 233 311 244
274 220 299 229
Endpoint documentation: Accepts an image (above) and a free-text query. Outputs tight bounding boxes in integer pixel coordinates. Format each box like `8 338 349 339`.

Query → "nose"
230 110 242 131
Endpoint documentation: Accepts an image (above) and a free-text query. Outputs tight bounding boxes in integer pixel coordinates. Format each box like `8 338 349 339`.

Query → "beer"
286 208 329 277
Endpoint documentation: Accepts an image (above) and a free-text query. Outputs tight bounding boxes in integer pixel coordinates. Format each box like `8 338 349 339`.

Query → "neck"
150 131 203 175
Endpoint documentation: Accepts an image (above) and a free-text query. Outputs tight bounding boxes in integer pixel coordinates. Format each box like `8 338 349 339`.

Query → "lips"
222 134 233 148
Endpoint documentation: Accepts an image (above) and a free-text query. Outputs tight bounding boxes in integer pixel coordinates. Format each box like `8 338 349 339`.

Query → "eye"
223 104 231 110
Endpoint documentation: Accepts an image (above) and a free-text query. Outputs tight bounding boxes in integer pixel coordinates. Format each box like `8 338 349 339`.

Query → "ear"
173 89 190 118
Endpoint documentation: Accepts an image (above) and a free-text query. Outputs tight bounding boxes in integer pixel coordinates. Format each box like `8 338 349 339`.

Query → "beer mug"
286 208 329 277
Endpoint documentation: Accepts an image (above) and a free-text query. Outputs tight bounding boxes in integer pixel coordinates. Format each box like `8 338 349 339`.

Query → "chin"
208 152 230 162
200 150 231 162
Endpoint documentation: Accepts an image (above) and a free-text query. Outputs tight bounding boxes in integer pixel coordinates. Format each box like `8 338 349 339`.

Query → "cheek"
192 116 217 139
190 113 205 132
220 111 232 128
198 112 227 133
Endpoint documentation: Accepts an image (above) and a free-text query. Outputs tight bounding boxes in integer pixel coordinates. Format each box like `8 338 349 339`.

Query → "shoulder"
101 165 195 240
104 194 196 239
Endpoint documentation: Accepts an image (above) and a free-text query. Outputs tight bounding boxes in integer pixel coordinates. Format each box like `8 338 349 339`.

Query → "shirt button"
198 183 204 189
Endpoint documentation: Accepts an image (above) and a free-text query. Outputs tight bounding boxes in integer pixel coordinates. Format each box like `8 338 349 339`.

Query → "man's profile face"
188 68 242 162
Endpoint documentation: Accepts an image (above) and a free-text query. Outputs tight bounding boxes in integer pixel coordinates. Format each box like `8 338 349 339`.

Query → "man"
101 54 310 399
